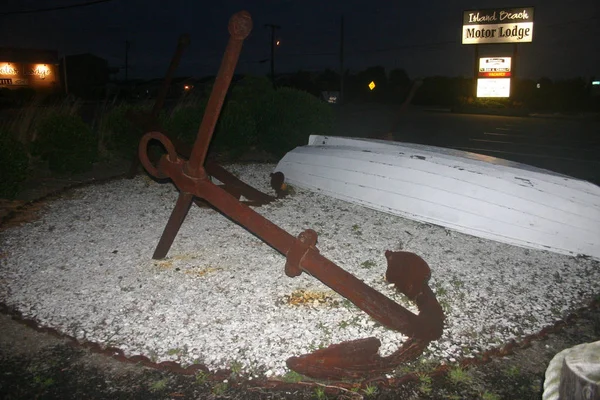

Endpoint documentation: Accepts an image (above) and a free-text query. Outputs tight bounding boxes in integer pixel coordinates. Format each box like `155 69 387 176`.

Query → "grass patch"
149 378 169 392
360 259 376 269
417 373 433 394
506 365 520 377
448 366 473 385
230 361 243 376
282 370 304 383
212 382 228 395
363 384 378 397
33 376 55 388
166 348 181 356
481 391 502 400
314 386 328 399
195 370 208 385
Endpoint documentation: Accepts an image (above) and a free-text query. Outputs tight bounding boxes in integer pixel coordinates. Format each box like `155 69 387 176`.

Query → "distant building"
62 53 110 98
0 47 60 92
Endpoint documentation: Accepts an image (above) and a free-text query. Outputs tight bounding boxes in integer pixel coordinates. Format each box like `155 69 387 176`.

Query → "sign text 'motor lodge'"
462 7 534 44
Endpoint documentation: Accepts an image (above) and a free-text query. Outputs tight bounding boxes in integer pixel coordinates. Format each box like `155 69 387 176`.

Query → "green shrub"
229 75 275 136
258 87 333 158
31 113 97 173
0 131 29 199
0 87 37 107
164 76 276 159
99 102 153 158
162 96 207 147
209 97 257 158
209 76 275 157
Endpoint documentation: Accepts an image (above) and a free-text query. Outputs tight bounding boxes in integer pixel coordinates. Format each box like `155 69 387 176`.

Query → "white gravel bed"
1 163 599 378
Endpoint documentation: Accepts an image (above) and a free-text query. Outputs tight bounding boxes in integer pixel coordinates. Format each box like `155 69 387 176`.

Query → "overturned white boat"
274 135 600 260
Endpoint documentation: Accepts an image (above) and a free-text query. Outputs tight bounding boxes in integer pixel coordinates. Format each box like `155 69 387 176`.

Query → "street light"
265 24 281 83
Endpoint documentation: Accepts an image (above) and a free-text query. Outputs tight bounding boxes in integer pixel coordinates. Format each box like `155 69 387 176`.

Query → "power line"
0 0 116 17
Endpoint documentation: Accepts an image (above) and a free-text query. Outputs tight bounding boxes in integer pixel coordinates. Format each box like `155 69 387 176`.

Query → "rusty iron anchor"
126 29 283 210
138 10 445 380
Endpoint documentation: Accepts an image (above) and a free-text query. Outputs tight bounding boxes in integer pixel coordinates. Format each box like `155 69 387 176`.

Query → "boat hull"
274 135 600 260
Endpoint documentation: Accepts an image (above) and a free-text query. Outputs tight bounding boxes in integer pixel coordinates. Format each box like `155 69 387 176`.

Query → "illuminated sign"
462 7 534 44
368 81 376 90
0 62 54 87
592 81 600 86
479 57 512 78
477 78 511 98
30 64 51 79
0 63 18 75
477 56 511 98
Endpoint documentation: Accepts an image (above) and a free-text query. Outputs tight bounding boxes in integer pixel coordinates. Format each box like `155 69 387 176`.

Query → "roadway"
333 105 600 185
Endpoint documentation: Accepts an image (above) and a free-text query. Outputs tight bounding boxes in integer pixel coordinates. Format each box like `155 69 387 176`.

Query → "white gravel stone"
1 163 599 377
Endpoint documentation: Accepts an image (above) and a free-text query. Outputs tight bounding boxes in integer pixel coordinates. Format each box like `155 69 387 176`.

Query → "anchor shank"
199 180 421 333
199 180 296 255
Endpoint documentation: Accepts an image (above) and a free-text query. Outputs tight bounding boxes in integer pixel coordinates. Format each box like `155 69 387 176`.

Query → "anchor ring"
138 131 180 180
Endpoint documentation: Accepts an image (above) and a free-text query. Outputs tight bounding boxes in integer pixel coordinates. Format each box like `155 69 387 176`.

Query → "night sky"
1 0 598 80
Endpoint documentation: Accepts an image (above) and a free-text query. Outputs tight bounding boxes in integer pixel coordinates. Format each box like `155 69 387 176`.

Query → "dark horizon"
1 0 598 81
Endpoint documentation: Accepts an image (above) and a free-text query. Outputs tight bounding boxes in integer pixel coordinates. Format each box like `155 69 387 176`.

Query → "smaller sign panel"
477 78 511 98
368 81 376 90
479 57 512 78
462 7 534 44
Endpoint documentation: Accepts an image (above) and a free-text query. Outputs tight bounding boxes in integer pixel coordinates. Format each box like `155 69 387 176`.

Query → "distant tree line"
1 64 596 113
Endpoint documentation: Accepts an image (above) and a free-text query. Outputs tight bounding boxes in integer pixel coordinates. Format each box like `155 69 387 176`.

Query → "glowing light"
368 81 376 90
184 85 190 90
276 39 281 46
33 64 51 79
0 63 18 75
592 81 600 86
477 78 510 98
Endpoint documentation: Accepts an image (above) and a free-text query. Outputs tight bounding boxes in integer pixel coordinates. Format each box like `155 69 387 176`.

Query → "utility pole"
473 44 479 98
62 54 69 95
264 23 281 83
125 39 130 82
339 15 345 104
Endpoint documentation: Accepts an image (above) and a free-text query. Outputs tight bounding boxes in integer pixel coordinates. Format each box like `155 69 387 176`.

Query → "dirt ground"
1 142 599 399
